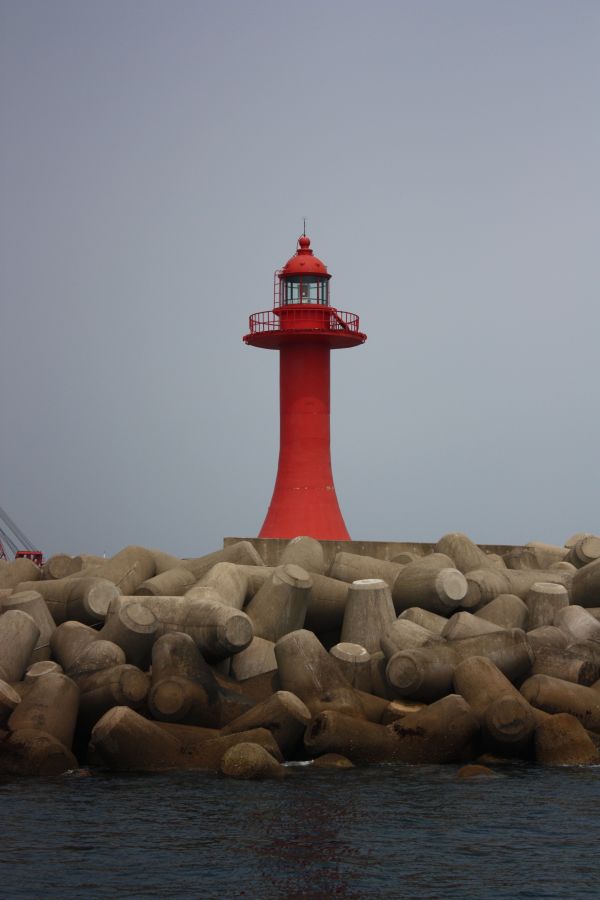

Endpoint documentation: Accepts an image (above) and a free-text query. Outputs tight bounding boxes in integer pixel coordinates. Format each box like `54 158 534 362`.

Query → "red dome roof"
279 235 330 278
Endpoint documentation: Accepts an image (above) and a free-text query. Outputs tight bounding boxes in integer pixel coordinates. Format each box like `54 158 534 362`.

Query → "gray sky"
1 0 599 557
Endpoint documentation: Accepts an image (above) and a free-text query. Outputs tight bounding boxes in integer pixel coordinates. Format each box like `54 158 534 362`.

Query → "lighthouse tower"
244 233 367 540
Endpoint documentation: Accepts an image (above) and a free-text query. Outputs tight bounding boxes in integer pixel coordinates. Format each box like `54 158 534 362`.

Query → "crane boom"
0 524 20 558
0 504 36 550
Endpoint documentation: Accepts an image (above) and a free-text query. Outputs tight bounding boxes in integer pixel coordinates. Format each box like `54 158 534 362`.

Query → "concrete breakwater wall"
1 532 600 779
223 537 518 568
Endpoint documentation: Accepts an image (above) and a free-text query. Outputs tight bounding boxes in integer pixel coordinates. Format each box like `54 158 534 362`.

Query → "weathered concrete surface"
4 532 600 776
225 538 517 569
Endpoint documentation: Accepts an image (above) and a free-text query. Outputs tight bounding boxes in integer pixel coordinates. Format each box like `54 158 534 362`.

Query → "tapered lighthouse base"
258 342 351 541
259 486 351 541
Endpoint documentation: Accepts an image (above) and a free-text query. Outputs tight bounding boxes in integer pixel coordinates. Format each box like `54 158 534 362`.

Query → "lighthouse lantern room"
244 234 366 540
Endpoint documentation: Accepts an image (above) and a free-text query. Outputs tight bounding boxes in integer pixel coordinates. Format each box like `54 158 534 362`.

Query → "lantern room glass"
281 276 329 305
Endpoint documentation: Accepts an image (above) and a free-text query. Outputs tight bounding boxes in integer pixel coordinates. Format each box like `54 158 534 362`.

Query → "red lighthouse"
244 233 367 540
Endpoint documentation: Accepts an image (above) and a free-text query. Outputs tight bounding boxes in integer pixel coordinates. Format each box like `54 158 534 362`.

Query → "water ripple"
0 764 599 898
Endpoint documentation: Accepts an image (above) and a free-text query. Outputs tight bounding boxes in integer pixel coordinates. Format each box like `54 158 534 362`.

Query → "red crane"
0 504 44 566
244 233 367 540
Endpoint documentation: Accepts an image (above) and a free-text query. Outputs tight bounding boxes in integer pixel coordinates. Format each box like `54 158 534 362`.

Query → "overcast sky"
1 1 599 557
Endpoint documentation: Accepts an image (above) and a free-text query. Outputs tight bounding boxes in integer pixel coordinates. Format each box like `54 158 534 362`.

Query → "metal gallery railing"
248 307 361 334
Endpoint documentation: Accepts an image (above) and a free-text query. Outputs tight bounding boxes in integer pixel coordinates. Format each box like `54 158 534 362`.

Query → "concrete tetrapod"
184 598 254 660
305 573 350 634
172 725 283 769
275 629 365 719
524 542 570 567
16 577 120 625
520 674 600 732
452 656 536 752
43 554 82 580
452 629 534 677
245 565 312 642
525 583 570 630
90 706 185 770
305 695 479 765
230 637 277 681
434 532 499 573
71 554 107 570
150 721 221 749
178 541 264 581
340 579 396 654
50 621 100 670
565 532 593 548
234 565 273 600
24 661 64 682
386 629 533 702
505 543 569 571
2 591 56 662
77 664 150 728
135 567 197 598
148 632 220 724
570 558 600 607
120 594 254 661
0 728 78 776
351 690 422 725
304 709 398 763
380 619 444 659
530 648 600 685
209 685 257 729
390 551 423 565
482 553 507 569
503 548 539 571
549 561 578 574
8 672 80 749
368 650 398 700
378 698 426 725
526 626 569 654
397 608 448 636
329 552 405 587
99 597 158 668
220 742 285 780
387 694 480 764
192 562 249 609
68 642 126 680
566 535 600 569
464 568 572 608
90 706 282 772
0 558 41 590
554 606 600 643
442 612 502 641
386 645 458 702
149 632 254 728
0 679 21 723
534 713 600 765
79 545 156 595
567 641 600 668
220 690 310 755
65 578 122 625
474 594 528 630
0 610 40 682
329 643 372 692
278 536 325 575
527 541 572 567
148 549 183 575
390 555 468 615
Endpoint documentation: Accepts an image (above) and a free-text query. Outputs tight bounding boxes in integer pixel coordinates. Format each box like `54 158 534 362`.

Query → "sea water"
1 763 599 898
